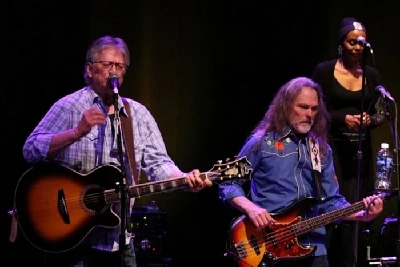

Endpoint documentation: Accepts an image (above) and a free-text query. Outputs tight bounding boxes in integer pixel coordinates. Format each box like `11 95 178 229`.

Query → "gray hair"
83 35 130 85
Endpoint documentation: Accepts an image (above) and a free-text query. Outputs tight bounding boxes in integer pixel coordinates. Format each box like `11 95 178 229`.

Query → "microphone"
376 85 394 102
108 73 119 94
357 36 373 54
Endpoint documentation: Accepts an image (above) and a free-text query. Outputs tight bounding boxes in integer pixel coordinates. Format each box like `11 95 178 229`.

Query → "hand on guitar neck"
172 169 213 193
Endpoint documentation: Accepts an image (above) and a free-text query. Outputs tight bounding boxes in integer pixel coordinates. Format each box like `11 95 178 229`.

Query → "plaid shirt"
23 86 181 251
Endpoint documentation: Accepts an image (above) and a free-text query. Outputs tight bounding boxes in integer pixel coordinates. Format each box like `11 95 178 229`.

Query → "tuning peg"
225 158 230 162
217 160 223 164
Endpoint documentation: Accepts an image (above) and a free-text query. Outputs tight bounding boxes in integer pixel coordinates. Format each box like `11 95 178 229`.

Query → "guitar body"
13 157 253 253
228 197 319 267
14 162 123 253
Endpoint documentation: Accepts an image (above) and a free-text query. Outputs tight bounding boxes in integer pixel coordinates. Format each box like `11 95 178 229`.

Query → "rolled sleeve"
22 100 69 163
218 134 260 205
23 133 53 162
219 182 247 202
151 163 181 181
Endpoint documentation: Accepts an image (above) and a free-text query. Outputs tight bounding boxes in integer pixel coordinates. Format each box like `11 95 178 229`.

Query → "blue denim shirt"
219 126 350 256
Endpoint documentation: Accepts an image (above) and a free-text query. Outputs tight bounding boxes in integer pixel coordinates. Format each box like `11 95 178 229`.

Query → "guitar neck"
104 172 213 203
128 176 189 198
296 190 396 235
103 156 253 204
295 201 365 236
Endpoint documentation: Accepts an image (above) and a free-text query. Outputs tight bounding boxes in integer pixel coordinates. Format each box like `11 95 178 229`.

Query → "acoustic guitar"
14 157 252 253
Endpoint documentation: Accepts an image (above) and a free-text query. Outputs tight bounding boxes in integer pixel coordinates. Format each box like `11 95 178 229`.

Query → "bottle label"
377 156 392 169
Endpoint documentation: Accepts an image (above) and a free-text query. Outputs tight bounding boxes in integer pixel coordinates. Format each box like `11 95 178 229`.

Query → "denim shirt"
219 126 350 256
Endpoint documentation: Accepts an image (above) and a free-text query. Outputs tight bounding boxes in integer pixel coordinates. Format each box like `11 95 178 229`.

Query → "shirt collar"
87 86 128 117
274 125 292 141
274 125 312 144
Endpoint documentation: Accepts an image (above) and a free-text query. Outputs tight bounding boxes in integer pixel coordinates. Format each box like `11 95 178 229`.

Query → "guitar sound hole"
83 188 106 212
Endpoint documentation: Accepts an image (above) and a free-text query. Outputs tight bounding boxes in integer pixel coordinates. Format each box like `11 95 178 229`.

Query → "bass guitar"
14 157 252 253
227 193 394 267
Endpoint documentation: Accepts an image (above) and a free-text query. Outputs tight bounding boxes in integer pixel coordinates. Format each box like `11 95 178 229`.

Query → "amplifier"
131 211 167 236
131 211 168 259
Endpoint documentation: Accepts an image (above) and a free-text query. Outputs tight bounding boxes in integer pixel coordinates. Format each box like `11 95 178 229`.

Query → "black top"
312 59 383 142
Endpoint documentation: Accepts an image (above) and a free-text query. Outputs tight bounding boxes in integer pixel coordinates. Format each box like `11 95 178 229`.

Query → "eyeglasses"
91 61 128 71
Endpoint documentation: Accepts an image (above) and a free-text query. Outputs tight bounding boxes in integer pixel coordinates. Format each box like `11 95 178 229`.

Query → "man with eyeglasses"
22 35 212 267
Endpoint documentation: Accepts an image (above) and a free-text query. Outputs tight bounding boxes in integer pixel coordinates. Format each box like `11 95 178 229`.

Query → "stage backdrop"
5 1 399 266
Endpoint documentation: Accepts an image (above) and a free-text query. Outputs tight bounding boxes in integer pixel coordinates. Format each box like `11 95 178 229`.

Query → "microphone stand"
382 98 400 154
382 97 400 267
366 97 400 267
112 84 131 267
354 46 369 266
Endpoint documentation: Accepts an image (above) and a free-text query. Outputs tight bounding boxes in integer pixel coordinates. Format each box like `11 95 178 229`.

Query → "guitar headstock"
207 156 253 183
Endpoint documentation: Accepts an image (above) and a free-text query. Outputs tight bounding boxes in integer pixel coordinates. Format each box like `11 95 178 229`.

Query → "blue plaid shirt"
23 86 181 251
219 127 350 256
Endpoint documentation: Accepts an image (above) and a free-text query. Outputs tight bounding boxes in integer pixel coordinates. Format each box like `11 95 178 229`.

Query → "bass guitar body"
228 197 319 267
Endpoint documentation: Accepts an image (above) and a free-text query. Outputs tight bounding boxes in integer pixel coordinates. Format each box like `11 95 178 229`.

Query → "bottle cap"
381 143 389 149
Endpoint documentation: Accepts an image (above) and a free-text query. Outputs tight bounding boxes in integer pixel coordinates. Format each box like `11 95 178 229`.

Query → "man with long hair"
219 77 383 267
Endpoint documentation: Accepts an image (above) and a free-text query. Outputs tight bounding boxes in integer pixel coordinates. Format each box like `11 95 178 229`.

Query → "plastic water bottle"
375 143 393 190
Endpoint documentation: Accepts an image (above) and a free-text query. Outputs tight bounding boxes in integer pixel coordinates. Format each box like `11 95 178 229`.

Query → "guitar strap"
8 207 17 243
309 137 324 201
121 97 139 185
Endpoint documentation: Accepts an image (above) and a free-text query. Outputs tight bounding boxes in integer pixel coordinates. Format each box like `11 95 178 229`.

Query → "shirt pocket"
84 128 99 141
261 149 297 176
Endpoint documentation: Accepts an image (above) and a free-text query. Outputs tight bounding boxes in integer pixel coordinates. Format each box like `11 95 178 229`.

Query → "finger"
190 170 202 185
258 215 269 226
185 175 195 188
194 178 204 187
256 217 267 229
267 215 277 223
249 216 260 229
362 198 369 208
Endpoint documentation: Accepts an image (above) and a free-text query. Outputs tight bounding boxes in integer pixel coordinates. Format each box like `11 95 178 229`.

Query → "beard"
291 121 313 134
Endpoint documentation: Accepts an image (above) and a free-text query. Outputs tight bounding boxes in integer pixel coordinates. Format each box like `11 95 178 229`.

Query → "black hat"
339 17 366 41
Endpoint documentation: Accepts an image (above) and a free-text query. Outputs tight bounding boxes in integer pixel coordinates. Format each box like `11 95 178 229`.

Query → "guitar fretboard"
104 173 212 203
291 194 391 236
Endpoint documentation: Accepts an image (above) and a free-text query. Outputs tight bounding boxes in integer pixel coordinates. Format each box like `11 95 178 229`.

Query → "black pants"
326 139 373 267
42 244 136 267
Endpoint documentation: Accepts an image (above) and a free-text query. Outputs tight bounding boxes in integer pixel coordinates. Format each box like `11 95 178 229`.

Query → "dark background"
5 1 400 266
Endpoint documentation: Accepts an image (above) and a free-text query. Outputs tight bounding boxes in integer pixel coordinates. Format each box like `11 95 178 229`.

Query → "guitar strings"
32 179 187 207
233 202 365 259
26 172 226 214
